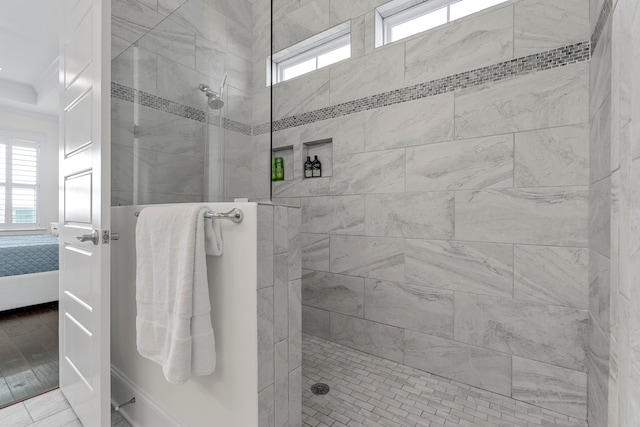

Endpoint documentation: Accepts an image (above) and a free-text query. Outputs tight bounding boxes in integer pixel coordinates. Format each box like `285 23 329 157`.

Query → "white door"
59 0 111 425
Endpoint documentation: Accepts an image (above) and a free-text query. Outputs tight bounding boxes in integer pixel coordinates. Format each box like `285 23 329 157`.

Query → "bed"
0 235 59 312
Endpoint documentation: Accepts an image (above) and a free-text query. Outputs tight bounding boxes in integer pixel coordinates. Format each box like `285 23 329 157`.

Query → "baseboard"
111 366 186 427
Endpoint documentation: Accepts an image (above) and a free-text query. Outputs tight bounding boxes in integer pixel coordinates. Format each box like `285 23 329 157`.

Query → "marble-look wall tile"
455 293 588 371
331 149 405 195
137 16 196 68
300 113 365 156
590 176 612 257
330 235 404 282
302 270 364 317
112 34 131 60
588 317 610 427
273 68 330 120
273 0 331 52
590 95 612 184
301 196 364 235
137 105 205 157
330 44 404 105
330 312 404 363
274 340 289 427
274 206 288 255
514 0 589 56
289 279 302 370
512 356 587 419
515 124 590 187
364 94 454 151
112 0 164 44
302 306 330 339
406 134 513 192
405 6 513 84
137 149 204 196
168 0 227 50
455 62 589 139
274 254 289 343
258 206 274 289
273 178 331 198
155 56 213 111
589 250 611 337
364 280 454 338
288 208 302 281
258 385 274 427
258 287 274 391
590 16 612 116
112 144 134 193
404 331 512 396
364 192 454 239
112 45 158 94
514 245 589 309
288 366 302 426
328 0 387 25
301 233 330 272
405 240 513 298
455 187 589 246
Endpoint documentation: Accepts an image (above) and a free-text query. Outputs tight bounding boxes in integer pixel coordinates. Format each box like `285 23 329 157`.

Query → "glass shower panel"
110 0 268 205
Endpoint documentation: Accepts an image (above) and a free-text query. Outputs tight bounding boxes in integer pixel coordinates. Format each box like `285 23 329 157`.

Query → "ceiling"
0 0 60 119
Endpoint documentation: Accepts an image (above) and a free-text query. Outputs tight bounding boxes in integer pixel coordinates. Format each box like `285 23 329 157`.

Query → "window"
376 0 509 46
0 131 42 230
269 22 351 85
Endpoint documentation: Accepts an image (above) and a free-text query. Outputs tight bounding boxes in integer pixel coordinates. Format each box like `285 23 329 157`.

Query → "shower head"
198 83 224 109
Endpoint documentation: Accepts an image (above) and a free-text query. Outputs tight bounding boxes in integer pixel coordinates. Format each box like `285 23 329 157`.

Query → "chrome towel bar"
134 208 243 224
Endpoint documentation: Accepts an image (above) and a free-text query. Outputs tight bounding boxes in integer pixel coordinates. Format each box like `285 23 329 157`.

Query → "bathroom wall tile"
512 356 587 419
331 149 404 195
406 134 513 192
365 280 453 338
589 250 611 337
330 313 404 363
274 254 289 343
587 316 610 427
330 44 404 105
112 45 158 94
301 196 364 235
590 16 612 116
111 98 134 147
112 0 165 44
364 94 454 152
272 0 299 21
328 0 387 25
590 176 612 257
111 145 134 193
258 287 274 391
350 14 365 59
195 36 226 81
252 136 272 200
168 0 227 50
227 21 253 63
135 192 203 204
405 240 513 298
301 233 330 272
137 16 196 68
302 306 330 339
514 0 589 56
273 0 331 52
455 293 588 371
289 279 302 370
274 206 289 255
158 0 187 16
155 56 214 110
515 124 589 187
455 187 589 246
404 331 512 396
405 6 514 84
224 133 254 199
302 270 364 317
227 54 252 94
112 34 131 60
112 191 134 207
514 245 589 309
257 205 274 289
455 62 589 139
145 150 204 196
213 0 252 30
273 177 331 198
330 235 404 282
590 95 612 184
288 366 302 426
274 340 289 427
258 385 274 427
365 192 454 239
137 105 205 157
288 207 302 281
273 68 331 121
300 112 365 156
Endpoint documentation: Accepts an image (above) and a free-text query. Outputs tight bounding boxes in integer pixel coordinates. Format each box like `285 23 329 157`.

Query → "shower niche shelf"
302 138 332 178
272 145 294 181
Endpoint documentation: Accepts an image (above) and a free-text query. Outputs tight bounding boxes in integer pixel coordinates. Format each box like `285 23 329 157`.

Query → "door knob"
76 229 99 245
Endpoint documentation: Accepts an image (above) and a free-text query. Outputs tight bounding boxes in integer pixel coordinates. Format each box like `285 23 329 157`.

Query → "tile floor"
302 334 589 427
0 334 590 427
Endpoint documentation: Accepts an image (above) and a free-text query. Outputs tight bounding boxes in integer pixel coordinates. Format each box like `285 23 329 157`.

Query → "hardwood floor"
0 303 58 409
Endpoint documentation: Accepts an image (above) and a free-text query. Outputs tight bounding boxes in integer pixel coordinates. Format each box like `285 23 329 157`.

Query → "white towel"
135 205 219 384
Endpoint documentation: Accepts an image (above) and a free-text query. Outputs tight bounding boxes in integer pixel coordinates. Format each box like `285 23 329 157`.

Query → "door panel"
59 0 111 425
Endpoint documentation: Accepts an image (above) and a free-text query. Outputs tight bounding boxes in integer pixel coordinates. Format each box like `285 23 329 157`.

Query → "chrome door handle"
76 229 99 245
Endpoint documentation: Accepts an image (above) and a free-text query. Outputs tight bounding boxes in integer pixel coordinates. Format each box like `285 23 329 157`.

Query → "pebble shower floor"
301 334 588 427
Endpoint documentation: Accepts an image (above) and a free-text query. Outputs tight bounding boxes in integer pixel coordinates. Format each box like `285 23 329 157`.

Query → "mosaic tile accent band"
591 0 612 53
110 82 253 136
255 40 591 135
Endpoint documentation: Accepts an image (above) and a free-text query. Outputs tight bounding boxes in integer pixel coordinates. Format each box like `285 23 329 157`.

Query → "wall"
269 0 591 420
0 111 59 230
110 0 257 205
590 0 640 425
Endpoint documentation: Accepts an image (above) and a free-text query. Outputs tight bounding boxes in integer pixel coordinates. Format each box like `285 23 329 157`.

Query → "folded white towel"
135 205 218 384
205 217 223 256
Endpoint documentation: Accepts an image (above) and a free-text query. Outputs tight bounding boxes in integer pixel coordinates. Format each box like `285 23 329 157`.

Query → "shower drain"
310 383 330 395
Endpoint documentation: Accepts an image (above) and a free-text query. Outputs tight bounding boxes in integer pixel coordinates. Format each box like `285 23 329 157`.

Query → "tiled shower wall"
110 0 257 205
589 0 640 425
269 0 591 420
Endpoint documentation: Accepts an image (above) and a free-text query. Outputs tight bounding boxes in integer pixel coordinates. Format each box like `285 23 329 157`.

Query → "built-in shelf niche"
271 144 294 181
302 138 332 178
